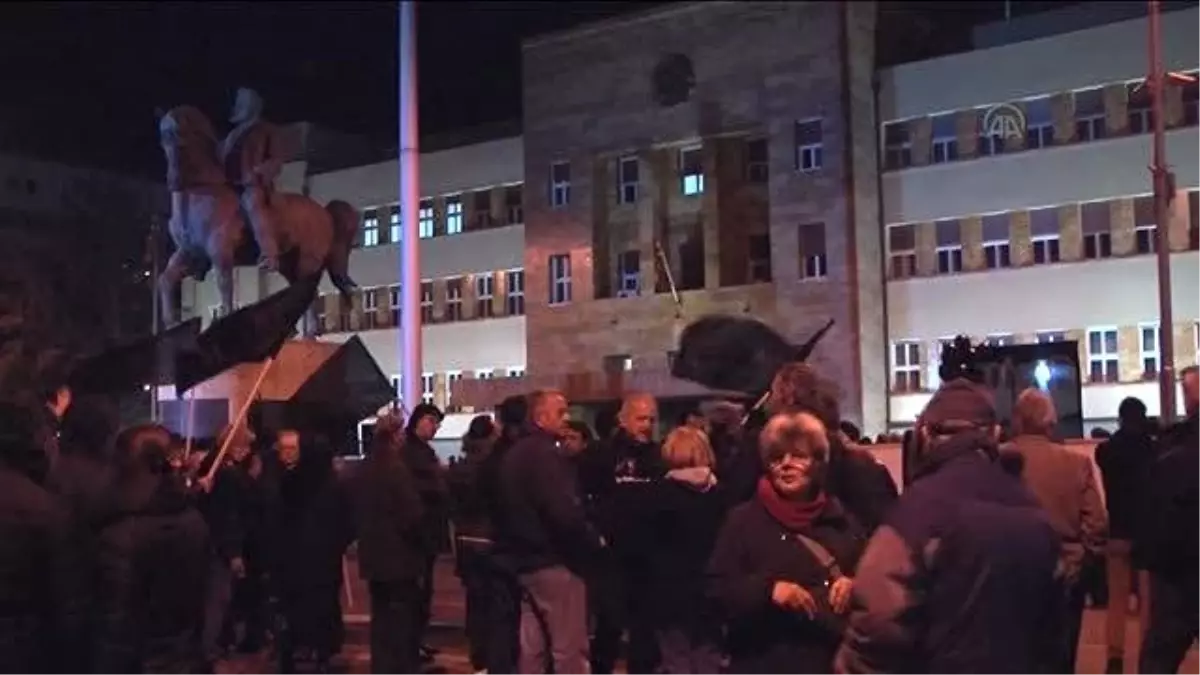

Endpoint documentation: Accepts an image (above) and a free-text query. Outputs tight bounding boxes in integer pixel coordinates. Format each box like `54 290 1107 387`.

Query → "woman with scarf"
639 426 726 674
707 409 865 673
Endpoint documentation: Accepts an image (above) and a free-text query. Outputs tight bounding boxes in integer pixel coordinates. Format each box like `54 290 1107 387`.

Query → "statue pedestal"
157 339 340 437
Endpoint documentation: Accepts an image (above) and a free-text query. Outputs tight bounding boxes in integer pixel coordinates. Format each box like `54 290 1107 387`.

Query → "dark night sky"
0 1 1058 177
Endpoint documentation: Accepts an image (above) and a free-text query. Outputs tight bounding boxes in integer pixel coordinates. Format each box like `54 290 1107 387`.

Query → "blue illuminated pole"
399 0 422 412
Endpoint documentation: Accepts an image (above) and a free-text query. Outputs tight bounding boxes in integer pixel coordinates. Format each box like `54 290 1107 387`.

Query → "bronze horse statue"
156 105 358 333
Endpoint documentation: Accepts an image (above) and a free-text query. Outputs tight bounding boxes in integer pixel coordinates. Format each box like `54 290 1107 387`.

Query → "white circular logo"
983 103 1027 141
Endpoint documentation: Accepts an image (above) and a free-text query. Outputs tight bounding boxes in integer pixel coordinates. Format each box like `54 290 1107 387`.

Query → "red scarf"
756 476 827 532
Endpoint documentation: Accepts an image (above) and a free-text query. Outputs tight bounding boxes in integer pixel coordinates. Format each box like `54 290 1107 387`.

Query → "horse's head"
158 105 218 151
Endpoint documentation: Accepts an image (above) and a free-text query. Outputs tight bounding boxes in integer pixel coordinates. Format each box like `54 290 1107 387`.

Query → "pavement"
220 555 1198 674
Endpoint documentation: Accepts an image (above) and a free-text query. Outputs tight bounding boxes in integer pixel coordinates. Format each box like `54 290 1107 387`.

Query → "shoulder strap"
793 532 843 579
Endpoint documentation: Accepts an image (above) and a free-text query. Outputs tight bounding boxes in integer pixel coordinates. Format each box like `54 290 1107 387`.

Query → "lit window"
550 161 571 208
445 196 463 235
505 270 525 316
679 146 704 196
985 334 1014 347
798 223 827 280
446 371 463 412
1032 236 1061 265
930 337 957 388
418 200 434 239
1036 330 1066 344
891 341 922 392
882 121 912 170
362 287 379 330
549 254 572 305
1139 323 1160 379
1087 327 1119 383
1024 97 1055 149
603 355 634 373
475 274 494 319
389 206 401 243
617 250 640 297
445 277 463 321
506 366 525 379
888 224 917 279
475 369 495 380
930 114 958 164
420 281 433 324
362 208 380 247
617 157 639 205
421 373 434 406
794 119 823 173
745 138 768 183
1074 88 1106 142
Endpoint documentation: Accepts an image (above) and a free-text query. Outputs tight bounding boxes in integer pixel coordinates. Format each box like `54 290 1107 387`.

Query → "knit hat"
406 402 444 433
918 379 997 430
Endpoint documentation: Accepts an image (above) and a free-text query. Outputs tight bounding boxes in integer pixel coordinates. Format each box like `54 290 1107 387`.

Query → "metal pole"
150 216 160 422
1148 0 1176 423
399 1 423 413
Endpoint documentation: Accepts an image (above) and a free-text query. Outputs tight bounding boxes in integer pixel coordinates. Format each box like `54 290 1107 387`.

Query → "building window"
549 254 571 305
891 341 922 393
506 270 525 316
679 146 704 196
1082 200 1113 259
389 206 401 243
506 366 525 379
1127 82 1154 135
935 219 962 275
1036 330 1066 343
888 224 917 279
984 334 1014 347
1190 190 1199 250
1134 195 1157 254
445 277 463 321
603 354 634 374
362 208 380 247
475 274 494 319
617 250 640 297
362 287 379 330
883 121 912 170
505 185 523 225
473 191 492 230
421 373 434 406
1024 97 1054 149
1184 73 1199 126
798 222 827 280
745 138 768 183
1074 88 1106 142
929 337 958 388
977 108 1007 156
389 285 400 325
981 213 1011 269
550 161 571 208
445 196 463 235
475 369 494 380
930 114 958 163
420 281 433 324
418 200 434 239
794 118 823 172
445 371 463 412
1139 323 1160 379
747 234 772 283
1087 328 1119 383
617 156 639 205
1032 236 1061 265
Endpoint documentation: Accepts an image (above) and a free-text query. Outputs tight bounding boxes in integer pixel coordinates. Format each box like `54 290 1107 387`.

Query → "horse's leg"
157 250 190 328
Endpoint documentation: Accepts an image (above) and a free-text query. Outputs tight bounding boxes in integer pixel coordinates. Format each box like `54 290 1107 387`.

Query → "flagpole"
149 215 161 422
398 0 423 412
204 357 276 483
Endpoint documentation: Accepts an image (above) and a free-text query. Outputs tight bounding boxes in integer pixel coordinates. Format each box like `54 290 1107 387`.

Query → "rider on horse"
220 87 283 271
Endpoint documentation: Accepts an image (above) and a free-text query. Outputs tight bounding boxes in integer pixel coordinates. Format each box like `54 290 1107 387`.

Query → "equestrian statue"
156 87 358 334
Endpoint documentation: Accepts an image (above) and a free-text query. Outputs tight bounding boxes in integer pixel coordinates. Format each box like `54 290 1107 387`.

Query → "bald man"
493 390 603 674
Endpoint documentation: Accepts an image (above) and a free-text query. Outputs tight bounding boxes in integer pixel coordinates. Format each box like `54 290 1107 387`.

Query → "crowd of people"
0 351 1195 674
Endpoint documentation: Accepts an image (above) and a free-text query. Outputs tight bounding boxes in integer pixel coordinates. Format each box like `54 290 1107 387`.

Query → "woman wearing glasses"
707 410 866 673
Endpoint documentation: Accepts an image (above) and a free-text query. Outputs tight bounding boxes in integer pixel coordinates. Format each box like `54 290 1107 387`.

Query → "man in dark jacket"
1094 396 1157 672
404 402 448 662
835 379 1061 673
493 389 604 674
1137 366 1199 674
355 412 428 674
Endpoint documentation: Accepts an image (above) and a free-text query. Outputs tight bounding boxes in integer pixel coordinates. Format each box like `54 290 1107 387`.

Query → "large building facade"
879 3 1199 426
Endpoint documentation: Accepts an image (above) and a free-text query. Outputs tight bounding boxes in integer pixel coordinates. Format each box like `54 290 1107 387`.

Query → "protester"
93 423 210 673
835 379 1061 673
1137 366 1199 674
679 407 709 434
1094 396 1157 673
639 426 725 674
404 402 449 664
493 389 604 674
449 414 500 674
1003 388 1108 672
262 429 355 673
354 412 428 674
708 410 864 672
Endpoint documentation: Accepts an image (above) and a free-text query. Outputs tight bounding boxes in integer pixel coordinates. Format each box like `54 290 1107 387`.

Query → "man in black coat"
404 403 448 661
355 412 428 674
493 389 604 674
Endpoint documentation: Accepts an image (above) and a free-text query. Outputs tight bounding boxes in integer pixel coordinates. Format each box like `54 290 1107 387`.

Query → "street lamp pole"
1147 0 1177 423
149 215 160 422
398 0 423 413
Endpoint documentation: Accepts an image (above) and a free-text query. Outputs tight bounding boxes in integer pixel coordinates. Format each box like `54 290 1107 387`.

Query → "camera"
937 335 993 384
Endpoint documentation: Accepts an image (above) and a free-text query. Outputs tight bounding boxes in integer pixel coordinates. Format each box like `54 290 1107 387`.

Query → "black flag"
671 315 835 396
69 318 202 396
288 334 394 424
175 275 320 396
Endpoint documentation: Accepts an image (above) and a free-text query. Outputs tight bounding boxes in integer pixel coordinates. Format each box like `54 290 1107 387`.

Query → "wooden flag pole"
654 241 682 310
204 356 276 483
742 390 770 426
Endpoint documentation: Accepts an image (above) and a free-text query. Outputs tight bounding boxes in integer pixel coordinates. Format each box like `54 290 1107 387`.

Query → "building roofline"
522 2 731 50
